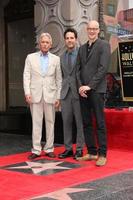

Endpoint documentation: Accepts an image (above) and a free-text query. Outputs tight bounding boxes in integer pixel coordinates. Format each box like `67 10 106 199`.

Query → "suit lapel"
61 53 69 74
81 44 87 64
34 52 42 75
48 53 52 70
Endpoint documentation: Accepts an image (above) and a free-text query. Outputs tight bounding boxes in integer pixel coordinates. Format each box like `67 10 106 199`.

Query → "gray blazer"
77 38 111 93
60 48 79 99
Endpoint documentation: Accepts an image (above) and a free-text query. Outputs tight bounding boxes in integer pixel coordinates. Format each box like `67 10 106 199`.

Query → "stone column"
98 0 105 39
34 0 99 55
0 2 7 111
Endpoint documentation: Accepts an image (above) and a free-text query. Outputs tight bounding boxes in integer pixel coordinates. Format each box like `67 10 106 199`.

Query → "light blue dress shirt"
40 52 49 74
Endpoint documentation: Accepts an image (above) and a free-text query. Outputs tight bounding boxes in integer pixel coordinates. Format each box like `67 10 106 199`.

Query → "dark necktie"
68 52 72 71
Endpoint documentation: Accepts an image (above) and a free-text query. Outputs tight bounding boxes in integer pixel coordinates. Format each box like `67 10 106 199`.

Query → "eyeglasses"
87 28 99 31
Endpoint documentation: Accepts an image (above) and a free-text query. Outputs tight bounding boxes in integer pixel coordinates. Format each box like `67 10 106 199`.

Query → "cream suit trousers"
30 98 55 155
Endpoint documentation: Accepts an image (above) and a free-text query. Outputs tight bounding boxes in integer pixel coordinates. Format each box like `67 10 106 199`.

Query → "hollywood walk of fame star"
31 187 93 200
7 161 71 174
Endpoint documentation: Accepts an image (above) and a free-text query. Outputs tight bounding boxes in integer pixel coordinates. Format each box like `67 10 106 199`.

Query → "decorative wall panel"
35 0 99 55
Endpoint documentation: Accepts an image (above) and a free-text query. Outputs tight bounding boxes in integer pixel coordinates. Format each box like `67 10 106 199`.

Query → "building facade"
0 0 133 132
0 0 100 112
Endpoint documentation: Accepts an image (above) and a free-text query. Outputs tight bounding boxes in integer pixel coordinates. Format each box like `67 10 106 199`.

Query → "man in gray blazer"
77 20 111 166
58 28 84 160
23 33 62 160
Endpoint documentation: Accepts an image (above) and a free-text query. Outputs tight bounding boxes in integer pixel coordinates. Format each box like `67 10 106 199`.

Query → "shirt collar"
87 38 98 47
66 47 78 55
40 51 49 57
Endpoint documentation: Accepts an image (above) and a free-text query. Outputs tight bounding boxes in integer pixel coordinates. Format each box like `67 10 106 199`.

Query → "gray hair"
38 32 52 44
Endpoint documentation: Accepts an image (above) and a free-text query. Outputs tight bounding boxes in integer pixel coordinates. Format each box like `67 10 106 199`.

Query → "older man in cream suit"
23 33 62 160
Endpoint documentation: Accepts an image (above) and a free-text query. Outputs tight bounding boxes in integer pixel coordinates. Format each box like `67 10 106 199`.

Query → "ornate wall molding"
34 0 99 55
34 0 47 32
79 0 96 6
58 0 81 27
42 0 59 5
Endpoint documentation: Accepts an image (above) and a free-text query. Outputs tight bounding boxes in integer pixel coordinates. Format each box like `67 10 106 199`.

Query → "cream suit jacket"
23 51 62 104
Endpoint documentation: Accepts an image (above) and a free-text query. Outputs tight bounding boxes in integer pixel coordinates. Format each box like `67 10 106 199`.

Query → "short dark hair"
64 28 78 39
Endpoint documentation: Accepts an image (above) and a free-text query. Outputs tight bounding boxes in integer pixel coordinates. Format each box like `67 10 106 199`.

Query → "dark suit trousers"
80 90 107 157
61 90 84 151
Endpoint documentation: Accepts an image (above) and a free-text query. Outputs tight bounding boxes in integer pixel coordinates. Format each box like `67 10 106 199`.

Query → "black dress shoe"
45 152 56 158
74 150 83 160
58 150 73 159
28 153 40 160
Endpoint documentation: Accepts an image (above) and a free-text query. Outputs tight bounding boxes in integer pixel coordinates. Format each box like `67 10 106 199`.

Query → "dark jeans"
80 90 107 157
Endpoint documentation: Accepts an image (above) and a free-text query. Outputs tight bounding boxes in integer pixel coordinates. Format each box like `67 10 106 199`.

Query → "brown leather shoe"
76 153 98 161
28 153 40 160
96 156 107 166
46 152 56 158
